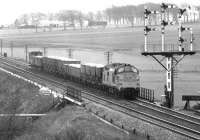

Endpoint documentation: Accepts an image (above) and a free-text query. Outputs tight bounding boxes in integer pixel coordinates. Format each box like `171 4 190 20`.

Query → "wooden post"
25 45 28 62
10 42 13 57
0 39 2 56
43 47 47 57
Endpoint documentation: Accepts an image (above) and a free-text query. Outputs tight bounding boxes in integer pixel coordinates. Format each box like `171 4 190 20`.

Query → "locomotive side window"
112 73 115 83
107 71 109 81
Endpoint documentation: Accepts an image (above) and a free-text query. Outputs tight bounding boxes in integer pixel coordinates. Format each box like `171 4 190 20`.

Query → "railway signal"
142 3 196 108
144 26 157 33
144 7 159 52
178 37 185 43
178 8 187 17
178 9 193 51
161 3 176 10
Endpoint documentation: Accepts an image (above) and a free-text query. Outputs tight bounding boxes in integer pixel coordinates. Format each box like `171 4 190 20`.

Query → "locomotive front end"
102 63 140 99
115 65 140 96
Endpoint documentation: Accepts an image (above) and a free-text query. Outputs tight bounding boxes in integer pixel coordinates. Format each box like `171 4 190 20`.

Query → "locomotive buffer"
142 3 196 108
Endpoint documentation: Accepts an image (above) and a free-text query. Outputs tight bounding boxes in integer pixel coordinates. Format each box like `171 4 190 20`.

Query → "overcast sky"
1 0 200 25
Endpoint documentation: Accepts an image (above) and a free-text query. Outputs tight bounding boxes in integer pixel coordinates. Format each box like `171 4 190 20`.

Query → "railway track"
0 57 200 140
135 99 200 123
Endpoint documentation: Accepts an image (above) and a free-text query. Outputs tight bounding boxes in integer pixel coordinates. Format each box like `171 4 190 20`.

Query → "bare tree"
30 12 46 32
96 11 103 21
57 10 69 30
19 14 29 25
14 19 20 28
77 12 84 30
57 10 79 30
87 12 94 21
48 13 54 31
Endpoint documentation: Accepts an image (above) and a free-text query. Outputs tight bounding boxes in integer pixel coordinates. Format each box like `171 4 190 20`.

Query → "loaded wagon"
30 56 43 69
55 56 80 76
42 56 57 73
81 63 104 84
29 51 42 64
42 56 80 76
64 64 81 82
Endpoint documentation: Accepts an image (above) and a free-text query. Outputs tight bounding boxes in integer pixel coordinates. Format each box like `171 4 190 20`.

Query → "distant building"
39 20 63 27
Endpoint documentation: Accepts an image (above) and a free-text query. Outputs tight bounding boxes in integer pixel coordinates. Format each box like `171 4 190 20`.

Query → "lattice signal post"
142 3 196 108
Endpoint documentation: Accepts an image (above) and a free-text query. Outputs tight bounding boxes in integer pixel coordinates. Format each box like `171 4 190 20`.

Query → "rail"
0 114 46 117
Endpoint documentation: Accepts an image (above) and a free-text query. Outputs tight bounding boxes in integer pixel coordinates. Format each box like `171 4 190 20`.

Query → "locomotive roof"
105 63 130 68
46 56 80 62
65 64 81 68
35 56 43 58
82 63 104 68
105 63 137 70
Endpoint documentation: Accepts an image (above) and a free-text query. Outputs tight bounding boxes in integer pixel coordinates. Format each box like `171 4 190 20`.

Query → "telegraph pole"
43 47 47 57
104 51 113 65
25 45 28 62
68 48 73 58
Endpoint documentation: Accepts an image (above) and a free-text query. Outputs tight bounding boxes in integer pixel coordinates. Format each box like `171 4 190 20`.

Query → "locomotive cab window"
117 67 124 73
131 67 138 73
123 66 137 73
124 66 132 72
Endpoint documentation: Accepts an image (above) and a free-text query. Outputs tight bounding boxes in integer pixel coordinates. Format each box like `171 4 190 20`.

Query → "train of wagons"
29 51 140 99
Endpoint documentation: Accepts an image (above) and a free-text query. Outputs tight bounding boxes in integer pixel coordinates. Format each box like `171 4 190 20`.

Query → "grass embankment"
0 71 54 140
0 71 135 140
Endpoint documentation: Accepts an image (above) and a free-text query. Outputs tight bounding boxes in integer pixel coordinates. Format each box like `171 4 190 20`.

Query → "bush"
192 103 200 110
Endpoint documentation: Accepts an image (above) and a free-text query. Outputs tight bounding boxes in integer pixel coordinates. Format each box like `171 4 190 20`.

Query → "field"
0 25 200 107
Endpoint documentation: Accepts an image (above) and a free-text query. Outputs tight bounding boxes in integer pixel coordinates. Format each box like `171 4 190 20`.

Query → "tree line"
14 3 200 29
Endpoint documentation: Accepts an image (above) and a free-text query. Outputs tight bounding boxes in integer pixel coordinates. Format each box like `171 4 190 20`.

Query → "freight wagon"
29 51 43 65
81 63 104 84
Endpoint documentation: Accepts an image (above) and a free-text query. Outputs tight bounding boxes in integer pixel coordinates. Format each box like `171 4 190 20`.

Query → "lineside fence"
64 86 82 102
138 87 154 102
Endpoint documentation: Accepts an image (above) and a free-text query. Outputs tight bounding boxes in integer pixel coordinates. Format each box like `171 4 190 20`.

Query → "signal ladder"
172 58 178 79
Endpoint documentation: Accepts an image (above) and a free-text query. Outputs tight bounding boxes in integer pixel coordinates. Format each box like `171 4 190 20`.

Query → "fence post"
152 90 154 102
10 42 13 57
25 45 28 62
0 39 2 56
